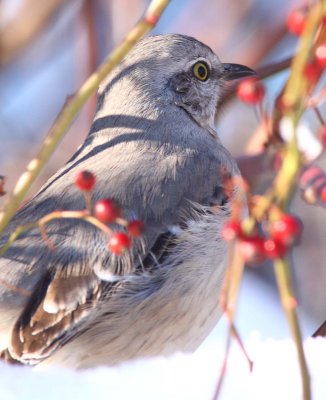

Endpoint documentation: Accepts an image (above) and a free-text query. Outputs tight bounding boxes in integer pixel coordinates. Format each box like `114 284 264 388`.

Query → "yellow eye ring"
192 61 209 81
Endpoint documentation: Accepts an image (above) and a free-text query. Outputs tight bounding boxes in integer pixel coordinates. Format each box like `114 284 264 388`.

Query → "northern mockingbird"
0 34 254 369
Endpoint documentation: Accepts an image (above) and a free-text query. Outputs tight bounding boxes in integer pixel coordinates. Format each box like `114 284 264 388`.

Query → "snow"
0 273 324 400
0 337 325 400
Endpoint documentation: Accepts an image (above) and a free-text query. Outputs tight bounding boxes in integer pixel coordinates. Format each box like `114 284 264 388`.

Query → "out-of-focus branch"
267 5 326 400
0 209 114 257
220 56 293 107
0 0 66 65
257 56 293 79
0 0 171 235
236 152 275 190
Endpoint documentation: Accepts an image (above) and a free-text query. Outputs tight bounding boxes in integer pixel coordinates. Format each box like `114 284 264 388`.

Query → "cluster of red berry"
287 6 326 83
236 5 326 211
303 41 326 84
75 170 144 255
286 6 326 205
222 214 302 264
236 7 326 105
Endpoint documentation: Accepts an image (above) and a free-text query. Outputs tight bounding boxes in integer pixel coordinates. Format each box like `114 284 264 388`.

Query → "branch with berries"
214 3 326 400
0 171 145 261
0 1 325 399
0 0 170 237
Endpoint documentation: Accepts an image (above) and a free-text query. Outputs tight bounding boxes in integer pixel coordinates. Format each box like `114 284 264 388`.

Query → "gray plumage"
0 34 253 368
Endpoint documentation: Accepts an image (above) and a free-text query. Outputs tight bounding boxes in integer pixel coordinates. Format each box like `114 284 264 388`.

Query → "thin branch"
312 105 325 126
212 328 232 400
0 278 32 297
0 0 171 236
274 258 310 400
257 56 292 80
265 5 326 399
0 209 113 257
220 56 293 107
312 320 326 337
214 241 250 400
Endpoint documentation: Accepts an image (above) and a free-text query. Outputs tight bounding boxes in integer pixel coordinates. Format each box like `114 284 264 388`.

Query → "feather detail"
8 273 101 365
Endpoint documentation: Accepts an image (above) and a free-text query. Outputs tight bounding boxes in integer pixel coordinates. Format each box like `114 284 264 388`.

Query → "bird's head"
98 34 255 132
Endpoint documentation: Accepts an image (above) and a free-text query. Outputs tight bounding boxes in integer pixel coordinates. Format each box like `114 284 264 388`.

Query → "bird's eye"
192 61 210 82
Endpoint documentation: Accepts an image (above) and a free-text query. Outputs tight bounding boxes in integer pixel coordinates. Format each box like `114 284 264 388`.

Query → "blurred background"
0 0 325 342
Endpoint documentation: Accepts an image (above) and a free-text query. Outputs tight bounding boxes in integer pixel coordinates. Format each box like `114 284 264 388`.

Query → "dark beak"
221 63 256 80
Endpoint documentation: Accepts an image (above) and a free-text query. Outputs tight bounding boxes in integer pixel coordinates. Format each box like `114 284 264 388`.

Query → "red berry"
94 199 121 223
108 232 132 255
270 214 302 246
320 185 326 203
237 77 265 104
221 220 242 241
303 60 322 83
315 44 326 68
238 235 266 264
75 170 96 191
263 238 287 259
127 220 145 237
286 8 307 36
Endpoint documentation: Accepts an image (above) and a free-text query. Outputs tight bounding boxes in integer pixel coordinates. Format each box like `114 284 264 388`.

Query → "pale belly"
39 212 228 369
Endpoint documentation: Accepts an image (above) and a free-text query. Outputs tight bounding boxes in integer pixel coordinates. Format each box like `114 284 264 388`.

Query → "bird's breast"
42 208 229 369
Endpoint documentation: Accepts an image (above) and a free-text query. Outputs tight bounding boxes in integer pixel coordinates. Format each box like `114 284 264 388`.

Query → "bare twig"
312 105 325 126
312 320 326 337
274 258 310 400
214 239 250 400
0 0 171 236
0 209 113 257
257 56 293 80
0 0 66 65
0 278 32 297
212 328 232 400
220 56 293 107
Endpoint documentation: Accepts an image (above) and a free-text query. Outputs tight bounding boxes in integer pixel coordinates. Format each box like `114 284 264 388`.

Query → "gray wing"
0 114 238 364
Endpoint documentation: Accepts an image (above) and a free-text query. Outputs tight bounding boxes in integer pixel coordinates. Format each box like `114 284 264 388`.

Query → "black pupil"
198 65 206 78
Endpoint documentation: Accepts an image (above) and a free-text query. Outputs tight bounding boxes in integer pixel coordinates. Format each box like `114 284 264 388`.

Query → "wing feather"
0 115 239 365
